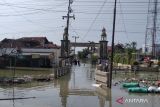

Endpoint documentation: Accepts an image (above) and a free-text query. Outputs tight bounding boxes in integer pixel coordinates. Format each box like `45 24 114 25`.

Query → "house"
0 37 60 68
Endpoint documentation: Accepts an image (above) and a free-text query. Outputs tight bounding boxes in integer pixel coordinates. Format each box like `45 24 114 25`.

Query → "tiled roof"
0 37 60 49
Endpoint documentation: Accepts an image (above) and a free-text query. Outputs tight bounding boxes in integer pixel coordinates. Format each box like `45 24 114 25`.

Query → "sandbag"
156 87 160 92
128 87 148 93
148 86 157 92
122 83 139 88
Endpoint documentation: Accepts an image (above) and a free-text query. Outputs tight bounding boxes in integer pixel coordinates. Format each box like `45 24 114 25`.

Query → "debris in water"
92 84 102 87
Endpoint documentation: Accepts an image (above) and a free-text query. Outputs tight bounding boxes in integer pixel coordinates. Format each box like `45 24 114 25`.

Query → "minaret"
99 28 108 59
101 27 107 41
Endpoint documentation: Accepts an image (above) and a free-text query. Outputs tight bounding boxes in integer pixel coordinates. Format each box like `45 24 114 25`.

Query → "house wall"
0 48 61 67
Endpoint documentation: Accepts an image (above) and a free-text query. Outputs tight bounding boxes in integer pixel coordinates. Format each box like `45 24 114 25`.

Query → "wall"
0 48 61 67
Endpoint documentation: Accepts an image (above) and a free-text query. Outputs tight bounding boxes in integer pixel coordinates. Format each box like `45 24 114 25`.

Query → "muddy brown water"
0 63 160 107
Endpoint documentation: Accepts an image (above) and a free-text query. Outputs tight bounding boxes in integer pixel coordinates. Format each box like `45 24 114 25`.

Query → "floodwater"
0 63 160 107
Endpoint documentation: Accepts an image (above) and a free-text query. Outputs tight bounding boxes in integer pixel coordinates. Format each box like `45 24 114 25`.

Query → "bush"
132 61 139 65
157 61 160 66
91 54 98 63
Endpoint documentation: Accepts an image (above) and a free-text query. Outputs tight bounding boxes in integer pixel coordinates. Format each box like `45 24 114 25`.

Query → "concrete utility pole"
72 36 79 56
109 0 117 88
62 0 75 40
62 0 75 57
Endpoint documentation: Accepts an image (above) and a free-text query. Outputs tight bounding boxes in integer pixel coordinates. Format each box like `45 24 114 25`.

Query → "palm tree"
125 43 131 49
131 41 137 51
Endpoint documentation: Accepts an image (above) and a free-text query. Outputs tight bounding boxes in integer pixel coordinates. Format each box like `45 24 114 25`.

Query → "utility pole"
62 0 75 57
109 0 117 88
62 0 75 40
72 36 79 56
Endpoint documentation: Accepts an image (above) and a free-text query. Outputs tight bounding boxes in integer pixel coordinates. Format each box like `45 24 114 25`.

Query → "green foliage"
114 43 125 53
114 54 121 63
91 54 98 63
78 48 90 59
78 51 84 59
157 61 160 66
132 61 139 65
114 41 138 65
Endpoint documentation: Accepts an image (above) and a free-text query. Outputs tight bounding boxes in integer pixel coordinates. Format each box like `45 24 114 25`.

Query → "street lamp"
72 36 79 56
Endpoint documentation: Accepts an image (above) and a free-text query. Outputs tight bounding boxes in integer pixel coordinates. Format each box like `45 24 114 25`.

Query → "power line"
0 11 44 17
74 20 147 24
0 2 151 17
0 27 64 35
74 1 160 3
0 29 146 36
72 4 151 7
71 17 147 20
74 11 153 14
70 25 86 42
0 1 68 7
0 11 152 17
0 3 67 12
70 29 146 33
81 0 108 41
118 0 130 42
2 0 52 29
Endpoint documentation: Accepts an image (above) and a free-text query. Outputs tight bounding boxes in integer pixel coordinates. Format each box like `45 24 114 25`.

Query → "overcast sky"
0 0 151 48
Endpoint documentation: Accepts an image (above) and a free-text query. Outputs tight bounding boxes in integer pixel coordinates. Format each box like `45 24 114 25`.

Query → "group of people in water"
73 59 81 66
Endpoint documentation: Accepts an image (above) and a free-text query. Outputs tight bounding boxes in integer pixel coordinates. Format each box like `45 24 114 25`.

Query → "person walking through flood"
77 59 80 66
73 59 77 65
105 62 108 72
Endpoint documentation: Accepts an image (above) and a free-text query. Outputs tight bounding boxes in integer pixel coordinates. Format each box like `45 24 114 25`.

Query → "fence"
54 66 71 78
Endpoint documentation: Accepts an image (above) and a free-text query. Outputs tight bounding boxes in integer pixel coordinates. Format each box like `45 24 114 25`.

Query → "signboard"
49 53 54 59
32 54 40 59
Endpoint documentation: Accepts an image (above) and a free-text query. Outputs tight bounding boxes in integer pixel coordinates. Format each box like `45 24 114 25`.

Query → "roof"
107 46 112 52
18 37 48 43
0 37 60 49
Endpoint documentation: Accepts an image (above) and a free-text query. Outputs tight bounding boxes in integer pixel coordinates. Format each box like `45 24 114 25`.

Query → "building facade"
0 37 60 68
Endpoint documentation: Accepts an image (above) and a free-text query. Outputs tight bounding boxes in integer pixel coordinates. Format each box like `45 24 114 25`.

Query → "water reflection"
0 63 112 107
1 63 160 107
59 72 71 107
54 65 111 107
13 99 15 107
12 86 15 107
96 88 112 107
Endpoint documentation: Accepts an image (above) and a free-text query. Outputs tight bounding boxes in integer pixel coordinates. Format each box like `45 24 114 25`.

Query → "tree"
78 48 90 59
131 41 137 50
114 43 125 53
124 42 137 64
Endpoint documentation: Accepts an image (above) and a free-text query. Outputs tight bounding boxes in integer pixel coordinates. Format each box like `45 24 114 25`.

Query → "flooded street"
0 0 158 107
0 62 160 107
